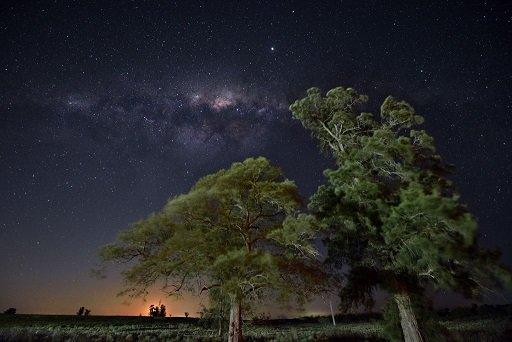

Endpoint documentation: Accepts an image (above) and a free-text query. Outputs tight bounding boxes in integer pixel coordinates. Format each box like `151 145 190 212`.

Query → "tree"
290 86 511 341
149 304 160 318
76 306 84 316
3 308 16 315
84 309 91 316
184 312 189 318
159 304 166 317
100 157 322 342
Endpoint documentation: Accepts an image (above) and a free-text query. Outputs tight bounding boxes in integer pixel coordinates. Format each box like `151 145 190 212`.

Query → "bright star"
270 47 275 51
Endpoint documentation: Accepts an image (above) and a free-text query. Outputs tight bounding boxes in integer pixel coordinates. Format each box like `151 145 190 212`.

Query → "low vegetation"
1 306 511 341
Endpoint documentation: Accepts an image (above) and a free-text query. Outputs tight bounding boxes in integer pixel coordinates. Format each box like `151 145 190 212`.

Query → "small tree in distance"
159 304 166 317
149 304 160 318
76 307 84 316
3 308 16 315
184 312 189 318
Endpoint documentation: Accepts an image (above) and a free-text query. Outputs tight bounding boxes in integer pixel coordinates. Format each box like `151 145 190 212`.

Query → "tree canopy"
100 157 323 341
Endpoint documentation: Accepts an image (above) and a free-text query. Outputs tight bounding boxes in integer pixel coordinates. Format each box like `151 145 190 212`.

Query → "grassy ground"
0 313 511 341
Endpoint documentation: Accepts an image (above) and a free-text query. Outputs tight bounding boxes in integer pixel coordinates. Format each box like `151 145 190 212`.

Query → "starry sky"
1 1 511 316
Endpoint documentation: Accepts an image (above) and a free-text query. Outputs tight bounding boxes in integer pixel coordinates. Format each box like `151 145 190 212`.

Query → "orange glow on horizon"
2 277 333 318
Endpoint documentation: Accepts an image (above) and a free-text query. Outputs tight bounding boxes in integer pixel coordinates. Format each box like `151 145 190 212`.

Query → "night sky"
1 1 511 316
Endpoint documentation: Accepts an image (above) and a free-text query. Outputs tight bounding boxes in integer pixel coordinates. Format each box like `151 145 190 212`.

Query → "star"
270 47 275 51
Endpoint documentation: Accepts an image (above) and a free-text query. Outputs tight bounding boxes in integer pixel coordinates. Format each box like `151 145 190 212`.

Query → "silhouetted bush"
159 304 166 317
3 308 16 315
149 304 158 317
149 304 166 317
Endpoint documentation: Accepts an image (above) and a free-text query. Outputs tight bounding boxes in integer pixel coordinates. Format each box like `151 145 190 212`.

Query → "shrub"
3 308 16 315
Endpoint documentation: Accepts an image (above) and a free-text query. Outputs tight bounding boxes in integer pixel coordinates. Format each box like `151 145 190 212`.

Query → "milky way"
14 78 287 157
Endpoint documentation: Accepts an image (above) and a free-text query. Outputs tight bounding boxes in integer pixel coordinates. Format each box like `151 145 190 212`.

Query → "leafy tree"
76 306 84 316
84 309 91 316
290 86 511 341
100 157 322 342
184 312 189 318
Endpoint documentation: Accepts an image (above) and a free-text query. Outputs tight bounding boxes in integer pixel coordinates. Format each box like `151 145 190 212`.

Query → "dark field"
1 307 511 342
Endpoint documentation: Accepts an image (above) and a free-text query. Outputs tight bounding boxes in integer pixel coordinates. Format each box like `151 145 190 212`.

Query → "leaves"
291 86 511 303
100 157 324 305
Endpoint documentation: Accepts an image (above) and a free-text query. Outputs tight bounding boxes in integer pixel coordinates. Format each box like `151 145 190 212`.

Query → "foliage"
290 86 512 307
100 157 325 338
101 157 321 300
197 287 230 334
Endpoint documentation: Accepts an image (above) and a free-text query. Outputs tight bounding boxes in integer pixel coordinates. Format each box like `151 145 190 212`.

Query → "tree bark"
228 296 243 342
394 292 423 342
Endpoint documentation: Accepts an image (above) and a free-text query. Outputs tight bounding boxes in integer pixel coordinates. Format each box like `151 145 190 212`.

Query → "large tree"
100 157 322 342
290 86 511 341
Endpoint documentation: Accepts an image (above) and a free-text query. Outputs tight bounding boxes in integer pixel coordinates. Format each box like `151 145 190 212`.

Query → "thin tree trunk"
228 296 243 342
394 292 423 342
218 304 224 337
218 315 222 337
329 300 336 326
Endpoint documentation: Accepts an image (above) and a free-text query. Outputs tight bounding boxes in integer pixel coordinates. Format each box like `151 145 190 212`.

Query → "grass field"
0 312 511 341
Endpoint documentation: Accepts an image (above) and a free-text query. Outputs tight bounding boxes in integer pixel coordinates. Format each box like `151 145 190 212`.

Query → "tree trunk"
218 305 224 337
329 300 336 326
394 292 423 342
228 296 243 342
